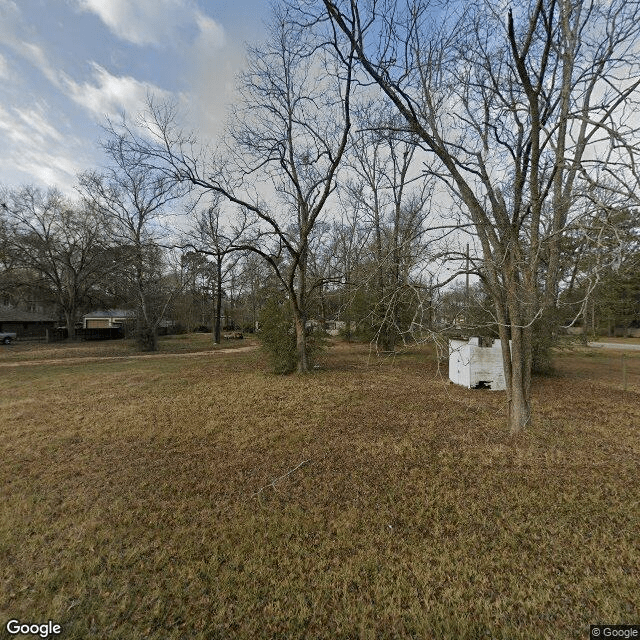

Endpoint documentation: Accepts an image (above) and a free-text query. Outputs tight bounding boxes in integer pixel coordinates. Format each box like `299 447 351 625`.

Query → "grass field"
1 337 639 639
0 332 253 363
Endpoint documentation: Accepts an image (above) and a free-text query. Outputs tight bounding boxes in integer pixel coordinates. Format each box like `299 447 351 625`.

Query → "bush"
194 325 211 333
531 310 558 375
136 324 158 352
258 299 325 374
172 323 189 335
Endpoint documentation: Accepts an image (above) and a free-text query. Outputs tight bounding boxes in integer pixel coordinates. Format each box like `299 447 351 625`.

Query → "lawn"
0 332 253 364
1 338 638 639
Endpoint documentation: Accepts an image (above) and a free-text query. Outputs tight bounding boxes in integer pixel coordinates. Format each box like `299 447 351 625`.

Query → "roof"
83 309 136 319
0 305 57 323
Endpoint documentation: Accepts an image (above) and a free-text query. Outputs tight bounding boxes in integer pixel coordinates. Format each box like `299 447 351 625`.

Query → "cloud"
0 103 63 149
15 106 64 144
0 0 234 191
0 0 19 31
194 12 226 52
63 63 171 122
76 0 225 49
70 2 231 138
0 103 89 193
184 12 245 140
0 1 63 86
0 0 172 124
18 41 61 86
0 29 166 126
0 53 9 80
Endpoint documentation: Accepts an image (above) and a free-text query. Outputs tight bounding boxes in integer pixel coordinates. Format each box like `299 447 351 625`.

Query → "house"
82 309 135 329
82 309 176 337
0 304 58 338
449 337 507 391
305 319 347 336
612 323 640 338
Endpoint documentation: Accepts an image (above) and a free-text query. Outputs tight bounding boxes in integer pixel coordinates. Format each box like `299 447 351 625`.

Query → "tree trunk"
494 272 534 434
64 309 76 341
137 323 157 351
319 282 326 326
508 373 531 434
252 275 258 333
505 327 532 434
135 250 158 352
344 265 352 342
295 216 310 373
388 196 402 351
294 310 309 373
580 300 589 345
214 255 222 344
137 298 157 352
372 194 390 351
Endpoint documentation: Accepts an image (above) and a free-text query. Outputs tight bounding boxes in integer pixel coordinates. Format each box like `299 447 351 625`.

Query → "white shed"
449 337 507 391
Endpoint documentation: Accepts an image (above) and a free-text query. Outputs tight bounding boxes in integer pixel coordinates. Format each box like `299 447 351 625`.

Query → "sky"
0 0 268 195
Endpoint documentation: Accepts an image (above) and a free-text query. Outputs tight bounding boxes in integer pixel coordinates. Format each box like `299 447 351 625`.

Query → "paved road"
588 342 640 351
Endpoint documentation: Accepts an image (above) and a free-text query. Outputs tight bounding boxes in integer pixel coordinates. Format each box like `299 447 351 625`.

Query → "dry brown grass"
0 333 253 364
591 337 640 345
1 339 638 639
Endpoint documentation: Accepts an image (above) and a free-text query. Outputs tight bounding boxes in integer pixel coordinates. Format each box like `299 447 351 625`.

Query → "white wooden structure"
449 337 507 391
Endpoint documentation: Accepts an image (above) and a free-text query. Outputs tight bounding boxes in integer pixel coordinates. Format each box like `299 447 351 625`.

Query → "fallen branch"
251 459 311 497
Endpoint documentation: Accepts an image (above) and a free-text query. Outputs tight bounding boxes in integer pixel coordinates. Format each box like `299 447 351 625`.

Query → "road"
588 342 640 351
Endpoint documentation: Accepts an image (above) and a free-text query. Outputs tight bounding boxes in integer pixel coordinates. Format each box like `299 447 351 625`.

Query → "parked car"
0 332 17 344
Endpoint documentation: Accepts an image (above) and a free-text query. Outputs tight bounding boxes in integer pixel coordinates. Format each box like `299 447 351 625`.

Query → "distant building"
83 309 135 329
0 304 57 338
324 320 346 336
82 309 176 336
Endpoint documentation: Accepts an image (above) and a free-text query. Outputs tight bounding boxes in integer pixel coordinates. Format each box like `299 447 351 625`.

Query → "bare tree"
79 134 185 351
320 0 640 431
329 199 370 341
182 195 246 343
1 186 111 339
176 250 213 330
343 114 433 350
560 200 640 337
224 10 354 372
0 195 17 301
112 6 355 371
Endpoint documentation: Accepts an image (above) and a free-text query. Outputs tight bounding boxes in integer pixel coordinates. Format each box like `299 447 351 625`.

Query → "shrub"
172 323 189 335
258 299 325 373
136 324 158 352
531 310 559 375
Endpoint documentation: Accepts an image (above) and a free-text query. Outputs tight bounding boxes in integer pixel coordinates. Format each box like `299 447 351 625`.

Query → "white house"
449 337 507 391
